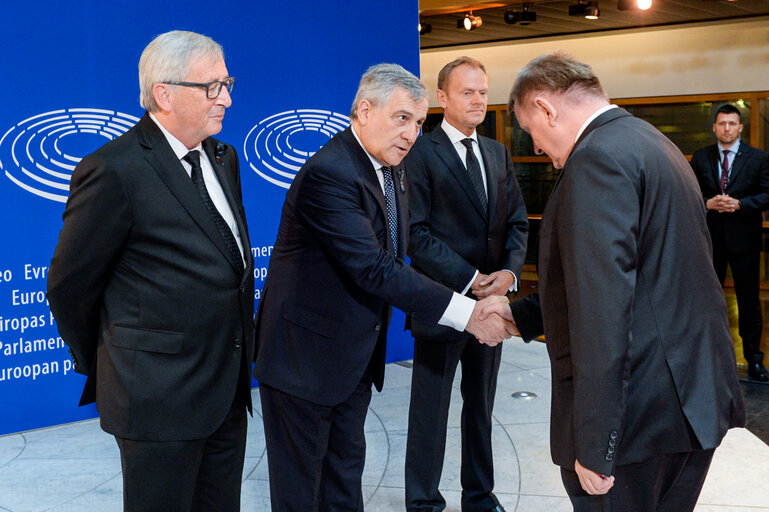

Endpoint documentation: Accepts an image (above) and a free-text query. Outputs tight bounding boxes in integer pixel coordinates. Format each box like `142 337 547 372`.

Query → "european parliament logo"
0 108 140 203
244 109 350 189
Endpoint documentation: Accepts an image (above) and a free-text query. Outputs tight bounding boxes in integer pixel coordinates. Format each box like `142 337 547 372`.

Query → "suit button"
609 439 616 447
374 325 381 332
605 453 614 461
607 446 615 454
234 338 241 349
240 286 245 293
610 431 618 439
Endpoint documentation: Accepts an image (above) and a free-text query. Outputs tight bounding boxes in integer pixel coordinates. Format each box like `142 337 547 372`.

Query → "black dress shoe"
490 506 506 512
748 363 769 382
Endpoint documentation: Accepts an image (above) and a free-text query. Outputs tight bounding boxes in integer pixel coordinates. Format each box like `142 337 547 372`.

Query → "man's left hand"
472 270 515 298
575 459 614 495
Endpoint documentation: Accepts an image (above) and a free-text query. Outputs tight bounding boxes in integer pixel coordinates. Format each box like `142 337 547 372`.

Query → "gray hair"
139 30 224 112
508 52 606 113
350 63 426 120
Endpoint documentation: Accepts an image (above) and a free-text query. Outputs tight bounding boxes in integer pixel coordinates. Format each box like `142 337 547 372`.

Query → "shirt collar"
350 123 386 171
718 139 740 154
148 112 203 159
574 104 618 143
441 118 477 145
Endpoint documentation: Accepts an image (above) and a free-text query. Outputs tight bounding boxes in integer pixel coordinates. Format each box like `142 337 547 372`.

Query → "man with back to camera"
253 63 515 512
403 56 528 512
46 30 254 512
690 104 769 382
480 52 745 511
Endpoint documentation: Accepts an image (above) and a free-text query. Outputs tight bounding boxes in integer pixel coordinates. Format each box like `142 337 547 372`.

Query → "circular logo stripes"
244 109 350 189
0 108 140 202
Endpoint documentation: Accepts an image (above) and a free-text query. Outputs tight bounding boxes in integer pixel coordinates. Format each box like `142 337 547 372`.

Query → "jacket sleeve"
46 154 132 374
292 156 453 326
502 148 529 280
557 147 639 476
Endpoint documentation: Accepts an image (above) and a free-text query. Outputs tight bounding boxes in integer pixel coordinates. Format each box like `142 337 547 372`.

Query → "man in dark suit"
46 31 253 512
253 63 514 512
482 53 745 511
403 56 528 512
690 104 769 382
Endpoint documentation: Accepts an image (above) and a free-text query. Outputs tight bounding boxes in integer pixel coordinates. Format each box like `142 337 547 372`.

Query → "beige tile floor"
0 339 767 511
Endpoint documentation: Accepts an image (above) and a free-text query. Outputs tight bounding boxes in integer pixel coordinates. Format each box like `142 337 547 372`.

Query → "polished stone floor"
1 340 768 511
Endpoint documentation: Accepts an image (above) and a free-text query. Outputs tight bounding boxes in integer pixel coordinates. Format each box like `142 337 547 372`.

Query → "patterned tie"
460 138 488 211
381 166 399 255
184 150 244 274
720 149 730 193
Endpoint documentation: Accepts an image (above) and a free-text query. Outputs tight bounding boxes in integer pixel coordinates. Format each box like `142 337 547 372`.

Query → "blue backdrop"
0 0 419 435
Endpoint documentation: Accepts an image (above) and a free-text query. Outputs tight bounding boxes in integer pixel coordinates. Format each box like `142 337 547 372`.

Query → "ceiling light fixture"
458 12 483 31
504 4 537 25
570 0 600 19
618 0 652 9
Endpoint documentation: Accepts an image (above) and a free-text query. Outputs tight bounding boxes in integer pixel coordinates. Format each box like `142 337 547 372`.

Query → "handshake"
466 295 518 346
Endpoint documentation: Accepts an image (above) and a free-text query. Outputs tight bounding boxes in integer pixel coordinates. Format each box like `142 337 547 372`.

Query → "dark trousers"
561 449 715 512
115 398 248 512
259 377 373 512
713 246 764 364
405 335 502 512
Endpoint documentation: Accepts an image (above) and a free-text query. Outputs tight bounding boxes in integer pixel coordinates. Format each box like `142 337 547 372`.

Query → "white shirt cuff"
438 292 475 332
504 270 518 292
461 270 479 296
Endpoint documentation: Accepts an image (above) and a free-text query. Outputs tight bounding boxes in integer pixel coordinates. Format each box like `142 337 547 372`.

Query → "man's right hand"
465 295 518 346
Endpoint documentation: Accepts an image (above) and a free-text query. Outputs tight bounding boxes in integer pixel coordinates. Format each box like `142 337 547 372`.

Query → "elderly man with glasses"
47 30 254 512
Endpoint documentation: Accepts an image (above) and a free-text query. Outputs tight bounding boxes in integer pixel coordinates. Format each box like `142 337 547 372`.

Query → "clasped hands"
706 194 740 213
465 271 520 346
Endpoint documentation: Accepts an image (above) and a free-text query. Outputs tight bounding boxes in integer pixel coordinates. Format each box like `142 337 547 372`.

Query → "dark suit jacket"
253 127 454 406
690 141 769 254
47 113 255 441
405 125 528 341
511 108 745 476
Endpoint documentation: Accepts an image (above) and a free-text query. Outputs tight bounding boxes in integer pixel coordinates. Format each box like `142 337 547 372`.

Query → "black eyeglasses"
162 77 235 99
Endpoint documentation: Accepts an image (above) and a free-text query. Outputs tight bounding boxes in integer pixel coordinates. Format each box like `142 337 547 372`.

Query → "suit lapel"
203 139 251 276
727 143 749 186
707 146 721 190
136 114 239 274
393 164 408 257
339 129 395 254
430 127 487 220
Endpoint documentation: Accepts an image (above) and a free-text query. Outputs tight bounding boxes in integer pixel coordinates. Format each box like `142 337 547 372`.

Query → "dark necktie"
460 138 488 211
720 149 730 193
184 150 244 274
381 166 399 255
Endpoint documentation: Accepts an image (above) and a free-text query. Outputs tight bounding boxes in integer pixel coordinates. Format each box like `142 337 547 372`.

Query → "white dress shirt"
149 113 245 265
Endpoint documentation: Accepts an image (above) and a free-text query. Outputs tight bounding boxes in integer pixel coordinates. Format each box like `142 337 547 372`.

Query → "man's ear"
436 89 448 110
533 96 558 127
356 99 372 126
153 83 173 112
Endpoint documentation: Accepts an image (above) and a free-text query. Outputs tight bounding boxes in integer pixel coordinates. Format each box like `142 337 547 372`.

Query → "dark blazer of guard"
510 108 745 477
690 141 769 254
47 113 255 441
253 127 454 407
406 125 528 340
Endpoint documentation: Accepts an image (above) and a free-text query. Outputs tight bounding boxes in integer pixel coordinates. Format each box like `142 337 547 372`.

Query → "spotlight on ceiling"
504 3 537 25
618 0 652 9
569 0 600 19
457 12 483 30
418 21 432 35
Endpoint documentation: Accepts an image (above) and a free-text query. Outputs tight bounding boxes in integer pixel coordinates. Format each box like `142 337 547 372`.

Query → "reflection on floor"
0 340 768 511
